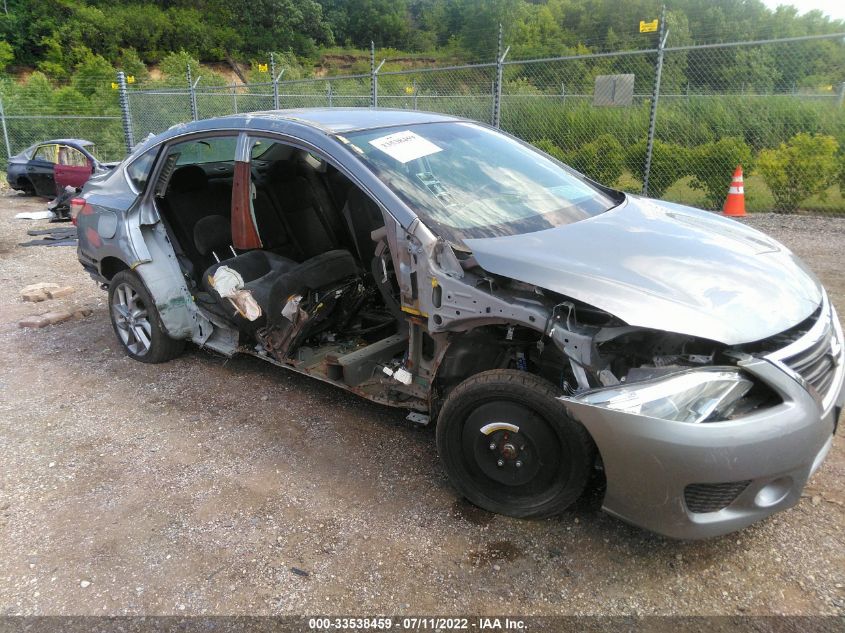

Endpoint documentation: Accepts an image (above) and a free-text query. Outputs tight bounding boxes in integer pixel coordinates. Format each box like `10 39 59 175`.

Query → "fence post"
116 71 134 154
270 52 280 110
492 23 509 128
370 42 376 107
642 4 667 197
327 81 333 107
413 78 418 110
187 65 198 121
370 42 386 108
0 97 11 159
274 68 285 110
838 82 845 108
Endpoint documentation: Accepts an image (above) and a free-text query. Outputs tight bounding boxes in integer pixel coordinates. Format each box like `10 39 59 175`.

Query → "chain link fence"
3 30 842 212
0 80 126 168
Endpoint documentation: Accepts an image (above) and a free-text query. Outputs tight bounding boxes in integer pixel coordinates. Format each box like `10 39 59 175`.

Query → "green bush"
532 138 569 163
839 153 845 198
624 140 691 198
568 134 625 186
757 133 839 213
688 137 753 209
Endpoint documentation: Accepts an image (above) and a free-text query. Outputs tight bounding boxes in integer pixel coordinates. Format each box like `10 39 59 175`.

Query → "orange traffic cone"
722 165 746 217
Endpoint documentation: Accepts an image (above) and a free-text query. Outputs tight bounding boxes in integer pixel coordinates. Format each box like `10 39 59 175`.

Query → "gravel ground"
0 191 843 617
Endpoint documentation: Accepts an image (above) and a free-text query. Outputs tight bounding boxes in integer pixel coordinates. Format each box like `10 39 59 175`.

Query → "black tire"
436 369 595 519
108 270 185 364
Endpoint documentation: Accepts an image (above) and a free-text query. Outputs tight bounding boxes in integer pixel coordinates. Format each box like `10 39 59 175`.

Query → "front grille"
684 481 750 513
781 318 838 402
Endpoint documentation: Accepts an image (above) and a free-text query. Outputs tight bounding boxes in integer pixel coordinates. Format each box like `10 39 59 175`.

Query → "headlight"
576 369 753 423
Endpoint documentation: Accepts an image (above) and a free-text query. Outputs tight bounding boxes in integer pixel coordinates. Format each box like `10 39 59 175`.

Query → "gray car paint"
75 109 841 539
560 301 845 539
465 194 823 346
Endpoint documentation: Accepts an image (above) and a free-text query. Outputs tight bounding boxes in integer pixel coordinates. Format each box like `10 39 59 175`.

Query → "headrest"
193 215 231 256
169 165 208 194
298 150 327 173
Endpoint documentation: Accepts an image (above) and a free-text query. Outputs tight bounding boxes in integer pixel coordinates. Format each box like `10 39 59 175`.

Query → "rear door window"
126 147 159 193
33 144 59 163
58 146 89 167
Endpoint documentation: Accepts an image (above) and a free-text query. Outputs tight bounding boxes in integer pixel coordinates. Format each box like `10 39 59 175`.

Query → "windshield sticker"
369 130 443 163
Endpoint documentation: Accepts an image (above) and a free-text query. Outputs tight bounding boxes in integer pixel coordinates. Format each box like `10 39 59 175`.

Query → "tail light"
70 198 87 225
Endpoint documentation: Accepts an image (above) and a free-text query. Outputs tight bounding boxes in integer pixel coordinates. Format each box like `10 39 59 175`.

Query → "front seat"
194 215 297 327
195 216 361 345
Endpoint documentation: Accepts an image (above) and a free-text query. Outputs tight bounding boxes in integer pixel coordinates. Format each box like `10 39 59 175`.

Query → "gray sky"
760 0 845 21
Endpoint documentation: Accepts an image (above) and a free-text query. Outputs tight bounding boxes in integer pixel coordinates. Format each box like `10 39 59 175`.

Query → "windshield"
344 122 616 246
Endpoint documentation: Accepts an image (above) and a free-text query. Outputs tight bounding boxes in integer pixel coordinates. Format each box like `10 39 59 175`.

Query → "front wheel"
436 369 595 518
108 270 185 363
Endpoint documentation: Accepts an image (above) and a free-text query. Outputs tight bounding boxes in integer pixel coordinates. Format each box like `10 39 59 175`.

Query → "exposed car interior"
153 136 409 399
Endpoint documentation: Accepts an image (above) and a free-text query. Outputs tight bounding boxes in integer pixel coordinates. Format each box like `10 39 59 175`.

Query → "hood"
464 196 823 345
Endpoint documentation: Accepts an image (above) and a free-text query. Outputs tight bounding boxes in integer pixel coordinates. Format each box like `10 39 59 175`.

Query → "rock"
290 567 309 577
72 307 93 320
42 311 73 325
20 283 60 302
18 315 51 329
79 580 91 588
811 495 822 506
46 286 75 299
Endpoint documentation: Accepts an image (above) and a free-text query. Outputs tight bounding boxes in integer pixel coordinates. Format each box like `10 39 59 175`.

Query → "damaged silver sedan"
73 109 844 539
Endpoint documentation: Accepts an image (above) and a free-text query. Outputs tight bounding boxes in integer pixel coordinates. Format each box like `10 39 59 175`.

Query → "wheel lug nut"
489 442 497 451
515 460 523 468
497 459 504 467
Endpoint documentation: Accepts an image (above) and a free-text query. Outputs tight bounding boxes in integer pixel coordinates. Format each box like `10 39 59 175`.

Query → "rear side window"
33 144 59 163
126 147 159 192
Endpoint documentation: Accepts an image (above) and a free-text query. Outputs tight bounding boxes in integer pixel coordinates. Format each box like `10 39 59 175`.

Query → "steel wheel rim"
460 400 565 504
111 283 152 356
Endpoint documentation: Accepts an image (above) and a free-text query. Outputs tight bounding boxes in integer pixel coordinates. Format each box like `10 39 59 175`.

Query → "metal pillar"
271 52 280 110
117 71 134 153
492 23 509 128
187 65 199 121
642 5 668 197
0 97 11 159
370 42 376 107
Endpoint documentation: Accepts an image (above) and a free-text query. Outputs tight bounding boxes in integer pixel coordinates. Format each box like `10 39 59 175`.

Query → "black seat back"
266 159 338 259
343 187 385 265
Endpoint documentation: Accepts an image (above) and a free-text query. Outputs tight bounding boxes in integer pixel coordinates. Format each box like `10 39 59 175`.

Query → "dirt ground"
0 191 843 617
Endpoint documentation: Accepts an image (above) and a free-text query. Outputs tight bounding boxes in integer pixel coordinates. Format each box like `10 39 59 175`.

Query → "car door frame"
54 144 94 192
27 143 59 197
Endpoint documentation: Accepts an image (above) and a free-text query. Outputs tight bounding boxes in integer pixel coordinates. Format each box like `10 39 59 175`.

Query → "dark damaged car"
7 139 110 197
72 110 844 539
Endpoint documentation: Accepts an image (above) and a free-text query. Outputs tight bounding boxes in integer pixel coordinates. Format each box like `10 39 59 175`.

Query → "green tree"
569 134 625 186
757 133 839 213
0 40 13 73
688 137 753 209
625 140 691 198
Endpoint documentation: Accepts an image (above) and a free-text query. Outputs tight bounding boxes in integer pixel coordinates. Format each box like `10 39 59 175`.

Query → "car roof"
247 108 462 132
157 108 465 141
36 139 95 147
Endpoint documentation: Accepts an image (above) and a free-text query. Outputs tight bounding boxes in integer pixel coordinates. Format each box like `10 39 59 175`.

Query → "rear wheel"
108 270 185 363
436 369 594 518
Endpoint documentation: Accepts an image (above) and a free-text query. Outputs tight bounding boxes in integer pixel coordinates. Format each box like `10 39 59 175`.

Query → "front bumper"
561 354 844 540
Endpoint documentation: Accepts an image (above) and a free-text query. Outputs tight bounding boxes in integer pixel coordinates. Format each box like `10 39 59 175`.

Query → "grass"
614 171 845 215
